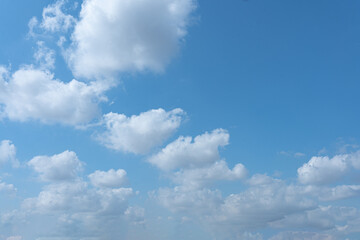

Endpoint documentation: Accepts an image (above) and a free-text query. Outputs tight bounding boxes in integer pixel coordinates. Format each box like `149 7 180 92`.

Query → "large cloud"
154 175 318 239
66 0 196 79
0 66 107 125
16 151 137 239
96 108 184 154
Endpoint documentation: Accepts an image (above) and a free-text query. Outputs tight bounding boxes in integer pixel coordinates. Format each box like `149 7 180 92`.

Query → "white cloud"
28 17 39 37
247 174 275 186
66 0 196 79
0 66 107 125
156 187 223 215
34 41 56 70
22 180 133 214
89 169 128 188
28 151 83 182
212 179 315 230
314 185 360 201
297 151 360 185
149 137 360 239
154 175 320 237
124 206 145 225
97 108 184 154
0 181 16 193
149 129 229 171
269 205 360 239
19 150 135 238
172 160 247 189
0 140 17 167
40 0 76 33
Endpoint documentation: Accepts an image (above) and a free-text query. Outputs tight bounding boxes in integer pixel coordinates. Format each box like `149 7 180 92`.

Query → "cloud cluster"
13 150 138 239
0 66 107 125
150 131 360 239
2 0 360 239
97 108 184 154
149 129 247 195
66 0 196 79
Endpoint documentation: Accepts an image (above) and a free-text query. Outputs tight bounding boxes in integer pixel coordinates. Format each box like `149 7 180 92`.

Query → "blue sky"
0 0 360 239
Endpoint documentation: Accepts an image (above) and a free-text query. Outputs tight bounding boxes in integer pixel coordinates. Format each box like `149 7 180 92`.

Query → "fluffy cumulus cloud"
297 151 360 185
28 150 83 182
97 108 184 154
0 140 17 167
155 173 360 239
149 128 229 171
0 66 108 125
66 0 197 79
172 160 247 189
154 175 318 239
212 177 316 231
13 150 137 239
149 133 360 238
20 179 134 238
89 168 128 188
22 180 133 214
151 146 360 239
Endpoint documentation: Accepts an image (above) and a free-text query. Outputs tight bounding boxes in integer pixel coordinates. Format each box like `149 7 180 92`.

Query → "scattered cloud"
28 150 84 182
0 181 16 194
297 151 360 185
34 41 56 70
172 160 247 189
149 129 229 171
1 0 360 239
17 150 136 239
89 169 128 188
96 108 184 154
0 140 18 167
66 0 197 79
40 0 76 33
0 66 108 125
